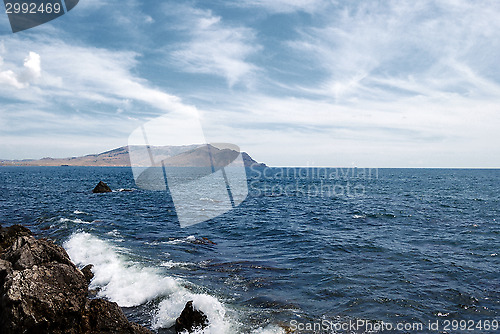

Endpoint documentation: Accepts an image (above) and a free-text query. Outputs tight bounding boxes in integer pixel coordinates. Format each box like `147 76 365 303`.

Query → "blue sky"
0 0 499 167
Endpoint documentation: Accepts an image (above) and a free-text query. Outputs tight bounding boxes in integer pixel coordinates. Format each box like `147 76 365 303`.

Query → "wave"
159 260 192 269
199 197 222 203
113 188 135 192
165 235 212 245
250 325 286 334
59 217 91 224
152 291 230 332
64 232 178 307
63 232 235 332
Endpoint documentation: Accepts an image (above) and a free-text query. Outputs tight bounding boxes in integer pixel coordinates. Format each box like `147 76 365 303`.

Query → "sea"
0 166 499 333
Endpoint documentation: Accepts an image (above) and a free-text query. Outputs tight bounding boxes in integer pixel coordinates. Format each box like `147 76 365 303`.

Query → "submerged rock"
0 224 151 334
92 181 112 193
175 300 209 333
192 237 216 245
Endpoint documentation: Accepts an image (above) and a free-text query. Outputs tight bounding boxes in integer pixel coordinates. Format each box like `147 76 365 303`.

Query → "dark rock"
0 224 32 253
88 288 99 298
0 224 151 334
1 262 88 333
0 258 13 288
192 237 216 245
81 298 151 334
3 235 75 270
81 264 94 285
175 300 209 333
92 181 112 193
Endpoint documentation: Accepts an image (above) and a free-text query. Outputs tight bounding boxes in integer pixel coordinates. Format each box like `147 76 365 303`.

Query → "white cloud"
0 68 23 89
0 51 41 89
0 37 194 113
19 51 41 82
0 37 200 159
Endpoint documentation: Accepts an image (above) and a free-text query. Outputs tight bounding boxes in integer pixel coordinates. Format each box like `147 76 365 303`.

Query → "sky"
0 0 499 167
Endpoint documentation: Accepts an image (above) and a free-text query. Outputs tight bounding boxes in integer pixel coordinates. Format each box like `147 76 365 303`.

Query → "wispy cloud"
165 5 260 87
288 0 500 102
236 0 328 13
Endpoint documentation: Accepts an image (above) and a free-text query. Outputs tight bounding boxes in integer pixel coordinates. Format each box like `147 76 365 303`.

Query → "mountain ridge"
0 145 267 168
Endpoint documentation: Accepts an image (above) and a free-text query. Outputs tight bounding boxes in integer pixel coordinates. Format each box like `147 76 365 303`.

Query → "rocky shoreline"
0 224 151 333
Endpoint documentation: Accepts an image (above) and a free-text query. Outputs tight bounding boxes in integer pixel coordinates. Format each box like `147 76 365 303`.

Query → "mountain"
0 145 267 168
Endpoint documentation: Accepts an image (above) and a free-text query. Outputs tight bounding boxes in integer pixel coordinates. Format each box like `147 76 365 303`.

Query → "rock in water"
175 301 209 333
81 264 94 285
92 181 112 193
0 224 151 334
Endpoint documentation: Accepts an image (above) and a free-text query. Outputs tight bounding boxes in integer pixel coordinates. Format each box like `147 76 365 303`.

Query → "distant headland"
0 145 267 168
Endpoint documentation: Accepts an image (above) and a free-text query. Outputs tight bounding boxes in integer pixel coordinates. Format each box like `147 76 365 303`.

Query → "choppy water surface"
1 167 499 333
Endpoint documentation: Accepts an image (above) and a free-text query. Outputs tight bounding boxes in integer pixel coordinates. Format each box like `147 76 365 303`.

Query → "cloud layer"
0 0 499 166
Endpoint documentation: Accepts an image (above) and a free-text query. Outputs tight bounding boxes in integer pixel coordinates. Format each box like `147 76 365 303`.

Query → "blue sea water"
0 166 499 333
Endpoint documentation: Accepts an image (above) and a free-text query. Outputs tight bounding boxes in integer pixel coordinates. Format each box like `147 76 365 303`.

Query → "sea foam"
59 217 90 224
64 232 178 307
250 325 286 334
63 232 235 332
152 290 231 332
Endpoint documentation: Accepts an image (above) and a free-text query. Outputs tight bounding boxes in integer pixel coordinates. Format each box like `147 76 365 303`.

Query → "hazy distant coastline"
0 145 266 168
